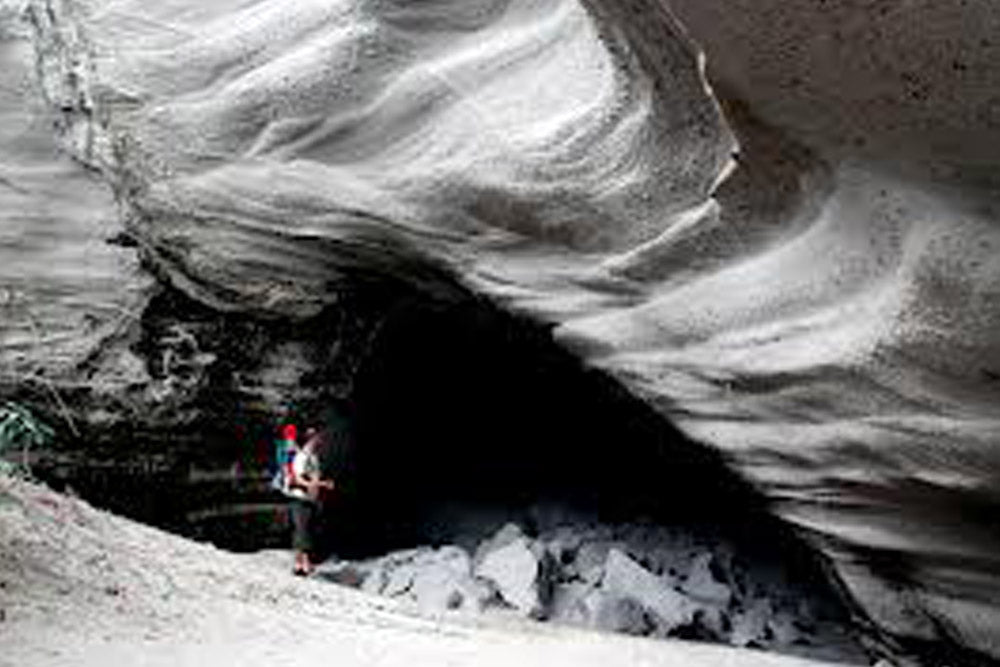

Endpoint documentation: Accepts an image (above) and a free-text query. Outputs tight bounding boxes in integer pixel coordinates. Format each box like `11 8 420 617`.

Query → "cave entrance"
23 283 867 660
24 279 788 564
22 280 834 592
299 293 866 662
334 294 768 558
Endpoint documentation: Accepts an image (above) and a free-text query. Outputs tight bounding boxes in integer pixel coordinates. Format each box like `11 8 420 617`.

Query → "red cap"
281 423 297 441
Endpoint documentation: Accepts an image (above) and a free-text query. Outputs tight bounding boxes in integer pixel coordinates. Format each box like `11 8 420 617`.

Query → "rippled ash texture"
4 0 1000 660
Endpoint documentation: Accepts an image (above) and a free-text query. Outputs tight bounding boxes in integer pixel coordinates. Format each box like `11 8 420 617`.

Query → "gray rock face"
3 0 1000 661
0 0 150 414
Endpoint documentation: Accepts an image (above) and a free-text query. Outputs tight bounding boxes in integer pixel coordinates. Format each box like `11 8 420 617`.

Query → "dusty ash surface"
0 479 854 667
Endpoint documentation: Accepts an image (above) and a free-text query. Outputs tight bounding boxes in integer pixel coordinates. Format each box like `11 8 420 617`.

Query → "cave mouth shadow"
24 280 858 644
306 291 869 658
319 293 835 598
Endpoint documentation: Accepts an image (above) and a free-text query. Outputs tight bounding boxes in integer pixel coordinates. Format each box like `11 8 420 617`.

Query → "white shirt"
286 447 319 501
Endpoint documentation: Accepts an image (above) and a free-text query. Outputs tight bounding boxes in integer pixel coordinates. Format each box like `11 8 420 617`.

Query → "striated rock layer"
3 0 1000 662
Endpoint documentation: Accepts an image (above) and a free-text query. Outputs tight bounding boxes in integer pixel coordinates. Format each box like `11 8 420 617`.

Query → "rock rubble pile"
319 521 864 663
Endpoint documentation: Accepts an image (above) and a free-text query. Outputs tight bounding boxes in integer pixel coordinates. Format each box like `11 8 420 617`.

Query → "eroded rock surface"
3 0 1000 662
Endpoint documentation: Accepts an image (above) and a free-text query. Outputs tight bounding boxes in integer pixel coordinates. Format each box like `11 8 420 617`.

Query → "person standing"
287 428 334 576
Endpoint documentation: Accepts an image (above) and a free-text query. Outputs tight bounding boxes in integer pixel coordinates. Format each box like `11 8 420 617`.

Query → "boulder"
681 552 732 607
594 594 659 636
539 526 583 570
473 523 527 567
474 535 542 616
409 546 493 614
765 611 805 648
730 597 772 648
600 548 694 631
570 539 621 586
332 546 494 614
547 581 598 627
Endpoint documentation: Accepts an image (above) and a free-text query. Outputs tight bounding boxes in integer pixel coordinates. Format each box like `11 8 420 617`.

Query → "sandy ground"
0 477 862 667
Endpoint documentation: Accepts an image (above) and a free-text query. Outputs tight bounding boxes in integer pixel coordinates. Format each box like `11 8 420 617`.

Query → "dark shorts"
289 498 318 552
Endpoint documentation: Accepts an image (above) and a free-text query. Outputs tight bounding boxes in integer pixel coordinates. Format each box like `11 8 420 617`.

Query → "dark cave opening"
23 282 867 660
339 295 775 555
305 294 867 661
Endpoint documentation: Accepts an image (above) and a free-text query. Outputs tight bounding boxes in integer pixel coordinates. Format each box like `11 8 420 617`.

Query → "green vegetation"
0 401 54 478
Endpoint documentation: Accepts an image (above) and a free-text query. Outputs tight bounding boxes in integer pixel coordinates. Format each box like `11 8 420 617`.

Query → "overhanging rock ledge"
2 0 1000 663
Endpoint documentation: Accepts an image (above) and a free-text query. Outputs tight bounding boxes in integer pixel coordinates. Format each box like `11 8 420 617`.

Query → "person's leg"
302 501 317 574
290 499 310 575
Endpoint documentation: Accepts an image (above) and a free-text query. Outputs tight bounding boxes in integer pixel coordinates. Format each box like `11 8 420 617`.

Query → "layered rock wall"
2 0 999 662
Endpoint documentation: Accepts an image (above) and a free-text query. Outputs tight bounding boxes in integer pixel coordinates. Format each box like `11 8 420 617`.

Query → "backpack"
270 424 298 493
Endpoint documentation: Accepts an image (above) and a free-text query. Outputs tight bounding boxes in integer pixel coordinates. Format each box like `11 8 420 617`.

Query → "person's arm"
290 466 334 496
297 473 334 493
